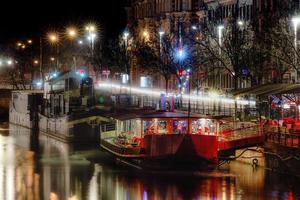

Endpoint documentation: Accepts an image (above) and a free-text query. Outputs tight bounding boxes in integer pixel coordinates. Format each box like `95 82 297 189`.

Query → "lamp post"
67 27 78 70
217 25 224 88
48 33 59 70
292 17 300 83
85 24 97 77
159 30 165 56
123 30 131 97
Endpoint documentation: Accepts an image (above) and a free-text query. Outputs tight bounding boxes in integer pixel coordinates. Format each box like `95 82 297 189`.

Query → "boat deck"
101 138 146 158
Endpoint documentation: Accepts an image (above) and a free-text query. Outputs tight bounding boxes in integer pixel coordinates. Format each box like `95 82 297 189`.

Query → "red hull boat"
100 110 263 166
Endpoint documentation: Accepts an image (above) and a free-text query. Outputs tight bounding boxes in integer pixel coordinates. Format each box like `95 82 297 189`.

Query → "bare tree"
135 33 193 93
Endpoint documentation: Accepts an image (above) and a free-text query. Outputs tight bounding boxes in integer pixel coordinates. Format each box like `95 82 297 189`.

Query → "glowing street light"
159 29 165 55
191 25 197 30
50 57 55 61
142 30 149 41
123 30 130 48
237 20 244 26
78 40 83 45
158 30 165 36
87 33 96 41
7 60 13 65
27 39 32 44
33 60 39 65
123 31 129 39
67 28 77 39
48 33 58 43
217 25 224 46
85 24 96 32
176 48 186 61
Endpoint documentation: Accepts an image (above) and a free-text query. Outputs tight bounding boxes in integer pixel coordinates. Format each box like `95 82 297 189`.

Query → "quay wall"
0 89 11 119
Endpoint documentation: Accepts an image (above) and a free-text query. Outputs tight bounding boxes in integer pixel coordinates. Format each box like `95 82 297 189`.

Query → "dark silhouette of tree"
135 33 193 93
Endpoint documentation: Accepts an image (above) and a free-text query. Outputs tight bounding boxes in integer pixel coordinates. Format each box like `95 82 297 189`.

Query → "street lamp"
142 30 149 41
123 30 129 48
85 24 97 52
292 16 300 82
48 32 60 70
217 25 224 47
48 33 58 43
159 29 165 55
78 40 83 45
237 20 244 26
67 28 77 39
7 60 13 66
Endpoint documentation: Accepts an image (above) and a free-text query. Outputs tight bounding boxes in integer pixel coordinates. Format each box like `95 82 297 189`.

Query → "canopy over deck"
233 83 300 97
105 109 227 121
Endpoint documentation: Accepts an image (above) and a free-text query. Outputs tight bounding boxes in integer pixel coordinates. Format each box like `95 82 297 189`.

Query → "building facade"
125 0 299 92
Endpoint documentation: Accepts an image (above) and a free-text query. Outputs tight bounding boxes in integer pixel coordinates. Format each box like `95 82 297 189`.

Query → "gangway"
192 123 264 162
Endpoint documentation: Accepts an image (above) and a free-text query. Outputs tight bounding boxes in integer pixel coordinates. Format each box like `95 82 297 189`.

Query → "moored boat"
100 109 264 168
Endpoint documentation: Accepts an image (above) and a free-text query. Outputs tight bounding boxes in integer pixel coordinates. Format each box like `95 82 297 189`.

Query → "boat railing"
218 124 262 141
266 132 300 148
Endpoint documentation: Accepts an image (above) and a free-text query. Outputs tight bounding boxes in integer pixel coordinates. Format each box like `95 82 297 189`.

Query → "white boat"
9 70 108 143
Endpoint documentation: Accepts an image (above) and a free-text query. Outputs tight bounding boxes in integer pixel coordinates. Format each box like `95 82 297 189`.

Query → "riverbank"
0 89 11 120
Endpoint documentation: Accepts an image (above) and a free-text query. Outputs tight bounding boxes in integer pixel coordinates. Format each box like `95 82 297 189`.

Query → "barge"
100 109 264 168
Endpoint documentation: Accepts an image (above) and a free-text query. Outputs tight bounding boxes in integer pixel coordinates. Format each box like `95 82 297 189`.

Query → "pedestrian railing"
266 132 300 148
218 125 262 141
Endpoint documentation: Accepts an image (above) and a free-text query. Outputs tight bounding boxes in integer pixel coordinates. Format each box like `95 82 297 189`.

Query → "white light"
159 30 165 36
283 104 290 109
218 25 224 30
123 31 129 39
87 33 96 41
208 91 219 99
36 81 42 86
52 72 58 78
7 60 12 65
192 25 197 30
0 60 2 66
237 20 244 26
292 17 300 27
121 74 129 84
78 40 83 45
140 76 152 88
96 82 256 106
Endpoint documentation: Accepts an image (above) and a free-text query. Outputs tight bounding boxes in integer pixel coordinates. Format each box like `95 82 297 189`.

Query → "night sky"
0 0 127 45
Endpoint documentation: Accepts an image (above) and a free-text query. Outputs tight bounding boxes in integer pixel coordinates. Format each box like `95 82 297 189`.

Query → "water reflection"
0 123 300 200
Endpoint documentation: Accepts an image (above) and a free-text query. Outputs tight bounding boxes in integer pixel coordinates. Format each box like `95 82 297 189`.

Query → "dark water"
0 123 300 200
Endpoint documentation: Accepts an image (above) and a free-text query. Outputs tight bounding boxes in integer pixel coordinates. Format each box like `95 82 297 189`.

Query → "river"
0 122 299 200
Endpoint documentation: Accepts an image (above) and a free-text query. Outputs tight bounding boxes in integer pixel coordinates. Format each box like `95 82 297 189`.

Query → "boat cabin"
102 111 222 147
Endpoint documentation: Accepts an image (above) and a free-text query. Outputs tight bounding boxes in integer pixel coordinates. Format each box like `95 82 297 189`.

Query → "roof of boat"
107 109 226 120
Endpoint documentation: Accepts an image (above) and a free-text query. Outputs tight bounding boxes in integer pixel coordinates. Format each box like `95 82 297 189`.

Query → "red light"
177 69 183 77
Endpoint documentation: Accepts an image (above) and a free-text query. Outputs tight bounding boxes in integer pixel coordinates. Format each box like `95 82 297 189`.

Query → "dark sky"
0 0 127 45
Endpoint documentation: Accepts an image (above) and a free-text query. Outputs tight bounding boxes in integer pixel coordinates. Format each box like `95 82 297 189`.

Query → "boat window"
143 119 168 135
172 120 187 134
143 120 153 135
157 120 167 134
192 119 216 135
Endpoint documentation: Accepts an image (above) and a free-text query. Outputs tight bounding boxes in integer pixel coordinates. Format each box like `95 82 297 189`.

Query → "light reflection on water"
0 123 299 200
